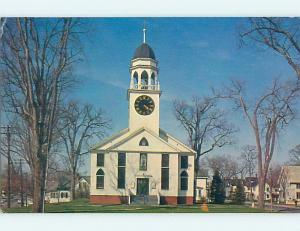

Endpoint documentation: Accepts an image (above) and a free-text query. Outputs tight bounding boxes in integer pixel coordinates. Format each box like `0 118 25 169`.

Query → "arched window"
180 171 188 190
133 71 138 87
139 137 149 146
141 71 148 89
151 73 155 85
140 153 147 171
96 168 105 189
150 73 156 90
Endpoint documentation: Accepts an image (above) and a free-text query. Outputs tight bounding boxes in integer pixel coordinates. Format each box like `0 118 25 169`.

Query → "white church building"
90 30 196 205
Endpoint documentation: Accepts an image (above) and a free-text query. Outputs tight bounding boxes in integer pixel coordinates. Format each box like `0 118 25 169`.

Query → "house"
89 29 196 205
278 165 300 205
195 177 208 203
244 177 271 201
75 176 90 198
45 172 71 204
223 177 272 202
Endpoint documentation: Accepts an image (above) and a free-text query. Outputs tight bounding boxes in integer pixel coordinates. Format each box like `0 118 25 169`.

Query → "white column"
130 75 134 89
148 71 151 89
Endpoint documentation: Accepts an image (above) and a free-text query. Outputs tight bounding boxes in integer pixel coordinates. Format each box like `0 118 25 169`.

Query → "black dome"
132 43 156 60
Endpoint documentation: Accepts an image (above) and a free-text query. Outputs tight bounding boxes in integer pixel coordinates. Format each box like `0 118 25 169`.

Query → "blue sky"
65 18 299 174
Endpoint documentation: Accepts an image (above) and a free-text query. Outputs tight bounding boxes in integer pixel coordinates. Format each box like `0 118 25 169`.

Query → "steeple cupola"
129 27 159 91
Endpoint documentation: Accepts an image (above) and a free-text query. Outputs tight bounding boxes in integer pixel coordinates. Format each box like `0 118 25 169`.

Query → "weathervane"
143 21 146 43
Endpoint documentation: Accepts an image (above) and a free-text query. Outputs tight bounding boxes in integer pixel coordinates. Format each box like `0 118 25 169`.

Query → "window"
97 153 105 167
297 192 300 200
141 71 148 89
161 154 169 190
96 168 105 189
133 71 138 86
296 184 300 189
118 152 126 166
181 156 188 169
118 153 126 189
140 153 147 171
150 73 155 85
180 171 188 190
61 192 68 198
139 137 149 146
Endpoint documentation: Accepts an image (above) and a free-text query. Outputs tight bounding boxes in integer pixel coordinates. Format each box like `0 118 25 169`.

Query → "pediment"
109 128 181 153
91 127 195 154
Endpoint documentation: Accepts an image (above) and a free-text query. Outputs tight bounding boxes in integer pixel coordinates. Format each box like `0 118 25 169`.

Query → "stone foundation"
160 196 193 205
90 195 193 205
90 195 128 205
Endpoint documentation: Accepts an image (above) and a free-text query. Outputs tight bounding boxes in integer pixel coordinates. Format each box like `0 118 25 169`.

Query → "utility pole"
5 126 11 208
1 125 13 208
6 125 11 209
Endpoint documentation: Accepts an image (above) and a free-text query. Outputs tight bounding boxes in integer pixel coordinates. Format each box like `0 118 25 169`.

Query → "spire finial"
143 22 146 43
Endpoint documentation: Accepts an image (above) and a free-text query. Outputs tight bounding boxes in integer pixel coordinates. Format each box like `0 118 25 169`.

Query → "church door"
136 178 149 196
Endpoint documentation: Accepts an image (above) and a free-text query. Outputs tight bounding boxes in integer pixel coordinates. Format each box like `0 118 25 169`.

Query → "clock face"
135 95 155 115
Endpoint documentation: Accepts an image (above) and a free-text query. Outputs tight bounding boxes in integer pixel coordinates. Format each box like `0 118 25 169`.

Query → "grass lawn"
3 199 265 213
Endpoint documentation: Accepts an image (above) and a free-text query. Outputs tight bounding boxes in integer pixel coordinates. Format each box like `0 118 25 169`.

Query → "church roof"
90 127 195 154
132 43 156 60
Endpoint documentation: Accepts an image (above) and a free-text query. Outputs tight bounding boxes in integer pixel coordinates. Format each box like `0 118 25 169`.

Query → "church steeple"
128 28 161 134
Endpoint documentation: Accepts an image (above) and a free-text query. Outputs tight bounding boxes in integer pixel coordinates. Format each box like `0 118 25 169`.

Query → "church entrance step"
130 195 158 205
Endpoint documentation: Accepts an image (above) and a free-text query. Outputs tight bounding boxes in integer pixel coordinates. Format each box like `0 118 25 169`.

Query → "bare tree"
240 145 257 178
240 17 300 80
278 166 290 203
288 144 300 165
173 96 236 175
0 18 6 126
267 164 281 188
215 78 300 208
205 154 242 179
59 101 110 200
0 18 83 212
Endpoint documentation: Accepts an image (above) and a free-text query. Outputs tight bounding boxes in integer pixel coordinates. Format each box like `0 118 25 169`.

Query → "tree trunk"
71 170 76 200
32 147 48 213
258 175 265 208
253 118 265 209
32 164 42 212
193 155 201 204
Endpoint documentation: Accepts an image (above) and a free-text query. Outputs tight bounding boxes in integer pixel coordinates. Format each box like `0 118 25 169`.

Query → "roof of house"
280 165 300 183
244 177 259 187
79 176 90 184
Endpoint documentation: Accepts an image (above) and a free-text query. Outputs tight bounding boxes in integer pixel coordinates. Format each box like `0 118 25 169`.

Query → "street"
264 203 300 213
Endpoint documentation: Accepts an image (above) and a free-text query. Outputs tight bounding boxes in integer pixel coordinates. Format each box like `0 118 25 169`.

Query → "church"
90 29 196 205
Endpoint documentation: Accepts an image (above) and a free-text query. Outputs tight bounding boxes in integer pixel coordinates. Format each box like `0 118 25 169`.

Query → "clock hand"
143 105 149 110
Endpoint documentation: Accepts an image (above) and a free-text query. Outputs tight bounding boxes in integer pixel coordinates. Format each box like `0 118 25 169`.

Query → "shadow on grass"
3 199 265 213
